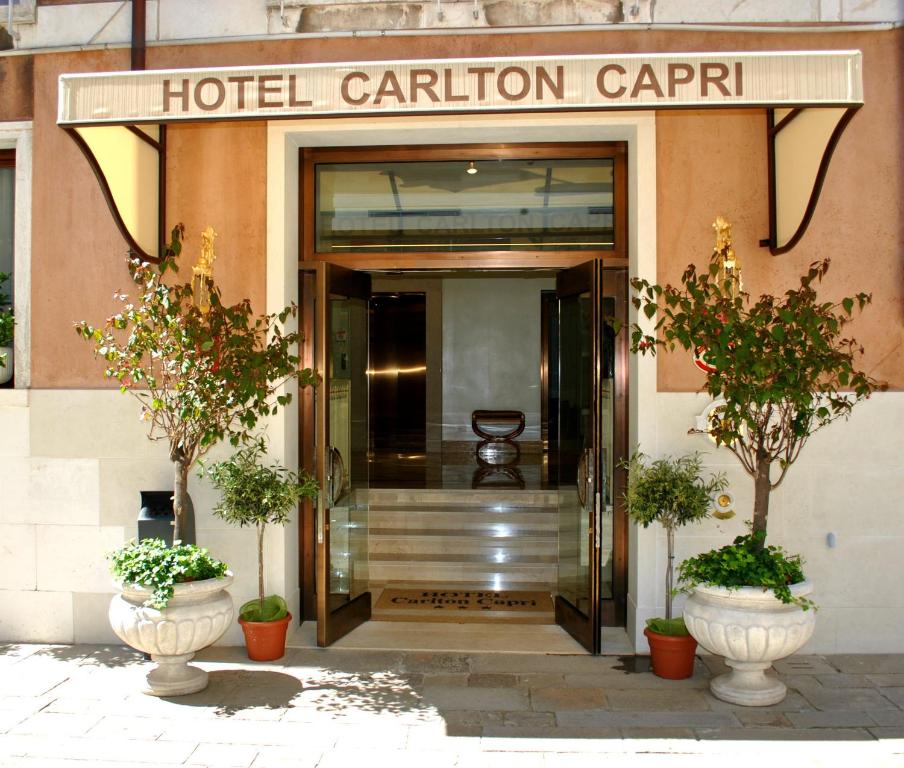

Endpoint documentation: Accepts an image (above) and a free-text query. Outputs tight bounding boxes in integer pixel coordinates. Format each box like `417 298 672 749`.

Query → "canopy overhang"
56 51 864 261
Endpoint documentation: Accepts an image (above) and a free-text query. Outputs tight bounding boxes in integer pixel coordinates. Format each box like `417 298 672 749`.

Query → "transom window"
312 148 622 256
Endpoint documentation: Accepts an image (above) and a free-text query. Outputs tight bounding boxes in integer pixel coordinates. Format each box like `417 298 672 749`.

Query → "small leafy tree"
204 439 319 622
76 225 316 542
630 228 884 550
624 452 727 625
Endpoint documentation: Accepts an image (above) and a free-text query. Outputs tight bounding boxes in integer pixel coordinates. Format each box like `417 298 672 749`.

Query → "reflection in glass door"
316 264 372 646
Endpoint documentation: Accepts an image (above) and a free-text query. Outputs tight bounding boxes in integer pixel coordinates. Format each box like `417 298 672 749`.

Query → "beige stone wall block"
72 592 118 644
98 458 178 529
0 589 73 642
298 3 423 32
483 0 623 26
788 464 904 539
35 525 124 594
654 0 819 22
0 401 29 458
801 395 904 471
185 532 246 647
25 459 100 527
783 535 904 610
28 390 163 459
193 526 291 646
841 0 904 22
829 606 904 653
0 524 37 590
0 458 30 523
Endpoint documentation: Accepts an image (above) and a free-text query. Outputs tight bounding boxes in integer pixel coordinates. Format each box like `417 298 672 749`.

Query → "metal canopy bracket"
763 106 859 255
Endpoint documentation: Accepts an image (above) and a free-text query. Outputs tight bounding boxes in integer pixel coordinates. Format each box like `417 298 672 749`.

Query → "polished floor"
369 445 556 490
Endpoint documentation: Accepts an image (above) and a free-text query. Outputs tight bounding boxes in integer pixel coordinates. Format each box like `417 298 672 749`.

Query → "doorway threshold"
287 621 634 655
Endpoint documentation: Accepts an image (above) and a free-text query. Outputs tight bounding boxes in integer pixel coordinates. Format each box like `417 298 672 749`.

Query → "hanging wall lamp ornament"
192 226 217 314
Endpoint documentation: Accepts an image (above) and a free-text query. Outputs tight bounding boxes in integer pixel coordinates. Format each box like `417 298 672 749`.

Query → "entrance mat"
375 588 554 615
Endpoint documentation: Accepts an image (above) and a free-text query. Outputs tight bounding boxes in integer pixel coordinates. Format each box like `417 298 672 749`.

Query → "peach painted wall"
0 54 34 121
30 50 134 389
655 30 904 392
28 52 267 388
25 28 903 389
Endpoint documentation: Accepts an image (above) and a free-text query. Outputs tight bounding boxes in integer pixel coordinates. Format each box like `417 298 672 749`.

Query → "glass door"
315 263 372 646
555 260 603 653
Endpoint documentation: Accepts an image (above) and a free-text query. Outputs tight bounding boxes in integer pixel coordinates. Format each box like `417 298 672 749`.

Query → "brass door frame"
296 142 631 650
308 262 373 647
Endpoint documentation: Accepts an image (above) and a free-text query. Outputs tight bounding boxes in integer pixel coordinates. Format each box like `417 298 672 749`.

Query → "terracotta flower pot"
644 626 698 680
239 612 292 661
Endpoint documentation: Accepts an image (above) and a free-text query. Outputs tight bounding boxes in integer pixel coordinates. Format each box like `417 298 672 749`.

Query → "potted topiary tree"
629 217 884 705
75 224 316 543
107 538 232 696
0 271 14 385
204 439 319 661
624 451 727 679
77 225 316 690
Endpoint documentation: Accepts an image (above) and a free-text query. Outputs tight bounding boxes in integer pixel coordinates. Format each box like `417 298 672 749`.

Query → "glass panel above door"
315 158 615 253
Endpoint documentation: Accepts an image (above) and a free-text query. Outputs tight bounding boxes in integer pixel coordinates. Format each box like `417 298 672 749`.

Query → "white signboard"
58 50 863 125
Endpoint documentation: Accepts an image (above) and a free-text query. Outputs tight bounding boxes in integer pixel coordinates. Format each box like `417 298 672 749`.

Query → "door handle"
576 448 593 508
328 446 347 506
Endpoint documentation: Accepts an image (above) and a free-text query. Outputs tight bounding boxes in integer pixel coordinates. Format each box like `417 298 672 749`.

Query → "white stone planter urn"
683 579 816 706
109 573 234 696
0 346 12 385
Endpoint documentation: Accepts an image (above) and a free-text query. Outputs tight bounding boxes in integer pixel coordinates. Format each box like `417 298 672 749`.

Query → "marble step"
368 509 558 532
366 489 559 507
368 560 557 584
368 532 557 557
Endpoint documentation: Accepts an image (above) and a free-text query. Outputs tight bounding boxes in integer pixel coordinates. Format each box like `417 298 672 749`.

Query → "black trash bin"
137 490 195 546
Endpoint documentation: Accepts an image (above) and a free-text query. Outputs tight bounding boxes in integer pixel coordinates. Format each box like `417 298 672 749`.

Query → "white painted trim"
0 121 33 393
265 111 658 649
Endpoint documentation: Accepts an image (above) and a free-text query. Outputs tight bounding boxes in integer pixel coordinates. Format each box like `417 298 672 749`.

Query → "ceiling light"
466 161 478 175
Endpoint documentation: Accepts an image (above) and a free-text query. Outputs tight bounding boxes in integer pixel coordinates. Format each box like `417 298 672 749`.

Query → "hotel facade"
0 0 902 654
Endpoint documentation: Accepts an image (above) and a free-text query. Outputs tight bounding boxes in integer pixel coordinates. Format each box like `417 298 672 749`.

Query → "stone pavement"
1 643 903 767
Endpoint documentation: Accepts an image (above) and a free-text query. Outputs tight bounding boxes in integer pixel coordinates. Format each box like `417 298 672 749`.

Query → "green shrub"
624 451 726 622
0 271 14 353
204 439 318 622
645 617 691 636
109 538 228 610
678 531 814 610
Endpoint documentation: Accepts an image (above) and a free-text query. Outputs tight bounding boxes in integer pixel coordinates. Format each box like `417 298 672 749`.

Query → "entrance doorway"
298 143 628 654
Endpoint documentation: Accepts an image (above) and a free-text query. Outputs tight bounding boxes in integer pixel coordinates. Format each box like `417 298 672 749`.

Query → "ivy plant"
624 451 727 629
109 538 228 610
678 531 813 610
0 272 14 368
75 225 317 542
630 246 884 552
203 439 319 622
